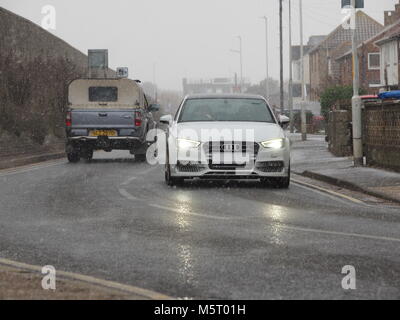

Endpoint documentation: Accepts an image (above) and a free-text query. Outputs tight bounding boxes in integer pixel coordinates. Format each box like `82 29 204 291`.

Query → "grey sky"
0 0 398 91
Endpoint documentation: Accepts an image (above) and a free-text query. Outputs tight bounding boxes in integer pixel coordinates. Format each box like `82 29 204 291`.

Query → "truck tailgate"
71 109 137 129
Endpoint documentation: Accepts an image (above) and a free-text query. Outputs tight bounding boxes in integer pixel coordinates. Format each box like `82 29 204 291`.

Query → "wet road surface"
0 151 400 299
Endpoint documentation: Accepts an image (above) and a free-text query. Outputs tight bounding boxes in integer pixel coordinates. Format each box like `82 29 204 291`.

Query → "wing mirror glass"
149 104 160 112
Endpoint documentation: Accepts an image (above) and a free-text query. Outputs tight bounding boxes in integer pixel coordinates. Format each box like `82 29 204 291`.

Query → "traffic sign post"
341 0 364 8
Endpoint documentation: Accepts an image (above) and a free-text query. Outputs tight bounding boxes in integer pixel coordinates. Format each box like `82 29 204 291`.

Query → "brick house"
336 21 400 94
376 29 400 90
308 11 383 101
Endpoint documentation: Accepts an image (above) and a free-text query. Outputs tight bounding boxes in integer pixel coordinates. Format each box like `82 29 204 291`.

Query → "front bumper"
170 143 290 179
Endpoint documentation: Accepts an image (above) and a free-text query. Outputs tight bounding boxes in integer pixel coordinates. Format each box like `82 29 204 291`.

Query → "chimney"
384 1 400 26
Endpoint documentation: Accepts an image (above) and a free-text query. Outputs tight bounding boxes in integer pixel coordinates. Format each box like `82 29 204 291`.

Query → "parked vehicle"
160 94 291 188
66 78 159 162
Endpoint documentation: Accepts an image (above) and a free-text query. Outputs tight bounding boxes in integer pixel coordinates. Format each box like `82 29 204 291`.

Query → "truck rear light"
134 111 142 127
66 111 72 127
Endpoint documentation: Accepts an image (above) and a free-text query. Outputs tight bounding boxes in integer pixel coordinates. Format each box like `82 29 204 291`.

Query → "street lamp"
261 17 269 101
231 36 243 93
350 0 363 166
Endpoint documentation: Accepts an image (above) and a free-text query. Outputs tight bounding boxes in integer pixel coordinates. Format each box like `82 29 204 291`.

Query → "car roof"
185 93 266 100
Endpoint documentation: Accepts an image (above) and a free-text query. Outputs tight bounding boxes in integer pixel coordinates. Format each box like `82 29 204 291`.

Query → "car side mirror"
279 115 290 128
160 114 173 125
149 104 160 112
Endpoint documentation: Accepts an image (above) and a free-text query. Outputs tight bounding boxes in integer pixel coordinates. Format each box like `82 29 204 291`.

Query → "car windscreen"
89 87 118 102
178 98 275 123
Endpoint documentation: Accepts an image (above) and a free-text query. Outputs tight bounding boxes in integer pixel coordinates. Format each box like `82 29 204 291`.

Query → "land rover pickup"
66 78 159 162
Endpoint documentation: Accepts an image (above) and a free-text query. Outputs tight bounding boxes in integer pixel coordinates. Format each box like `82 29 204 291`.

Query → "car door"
144 95 156 131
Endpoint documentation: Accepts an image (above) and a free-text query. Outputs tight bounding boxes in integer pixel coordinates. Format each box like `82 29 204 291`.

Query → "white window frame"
368 52 380 70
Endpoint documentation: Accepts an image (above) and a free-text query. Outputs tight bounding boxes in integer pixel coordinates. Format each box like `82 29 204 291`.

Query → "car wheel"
67 152 80 163
274 165 291 189
261 165 290 189
165 157 183 187
273 176 290 189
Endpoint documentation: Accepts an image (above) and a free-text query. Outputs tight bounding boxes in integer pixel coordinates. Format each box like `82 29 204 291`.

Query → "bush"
0 50 83 145
320 85 366 119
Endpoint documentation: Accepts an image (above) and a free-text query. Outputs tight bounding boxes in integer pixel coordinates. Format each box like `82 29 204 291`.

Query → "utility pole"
153 63 157 103
238 36 243 92
231 36 243 93
351 0 363 166
300 0 307 141
288 0 294 133
261 16 269 101
279 0 284 114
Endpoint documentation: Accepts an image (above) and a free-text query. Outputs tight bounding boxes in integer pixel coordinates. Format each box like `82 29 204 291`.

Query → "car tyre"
261 165 290 189
165 161 183 187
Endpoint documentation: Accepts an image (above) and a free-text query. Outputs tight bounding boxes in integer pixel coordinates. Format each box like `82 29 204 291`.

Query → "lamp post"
231 36 244 93
300 0 307 141
288 0 294 133
350 0 363 166
261 16 270 101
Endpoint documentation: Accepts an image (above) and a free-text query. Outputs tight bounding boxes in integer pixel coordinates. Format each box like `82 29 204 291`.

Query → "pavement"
0 151 65 170
0 149 399 299
0 263 142 300
290 133 400 204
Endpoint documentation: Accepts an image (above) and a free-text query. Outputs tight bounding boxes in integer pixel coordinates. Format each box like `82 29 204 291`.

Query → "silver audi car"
160 94 290 188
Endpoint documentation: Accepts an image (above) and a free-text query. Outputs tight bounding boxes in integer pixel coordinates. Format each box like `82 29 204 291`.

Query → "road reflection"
264 204 289 245
173 192 198 287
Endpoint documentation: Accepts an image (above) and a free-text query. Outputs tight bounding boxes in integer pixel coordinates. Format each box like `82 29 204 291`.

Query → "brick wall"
363 101 400 171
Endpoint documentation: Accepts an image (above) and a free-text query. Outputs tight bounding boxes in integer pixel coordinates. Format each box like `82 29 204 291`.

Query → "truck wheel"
67 152 80 163
135 154 147 162
82 149 93 162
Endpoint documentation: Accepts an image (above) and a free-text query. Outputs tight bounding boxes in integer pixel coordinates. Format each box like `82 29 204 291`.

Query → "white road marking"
291 178 365 205
119 165 158 186
0 257 171 300
278 224 400 243
150 204 239 221
0 160 65 177
118 188 141 201
120 176 137 186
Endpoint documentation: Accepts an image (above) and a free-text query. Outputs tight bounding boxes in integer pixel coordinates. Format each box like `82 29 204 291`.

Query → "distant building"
182 77 251 96
291 35 326 99
290 36 326 115
308 11 383 101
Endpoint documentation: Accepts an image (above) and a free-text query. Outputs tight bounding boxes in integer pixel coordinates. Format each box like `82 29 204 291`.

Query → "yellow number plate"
89 130 118 137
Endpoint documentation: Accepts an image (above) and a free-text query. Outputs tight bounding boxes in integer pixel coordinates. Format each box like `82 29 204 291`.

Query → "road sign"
341 0 364 8
116 67 129 78
88 49 108 69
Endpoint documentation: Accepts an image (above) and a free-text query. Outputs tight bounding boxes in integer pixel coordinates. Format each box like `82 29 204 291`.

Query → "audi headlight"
260 138 285 149
177 138 201 149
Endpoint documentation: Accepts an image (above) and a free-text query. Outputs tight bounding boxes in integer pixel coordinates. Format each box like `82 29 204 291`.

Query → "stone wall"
327 110 352 157
363 101 400 171
0 7 115 156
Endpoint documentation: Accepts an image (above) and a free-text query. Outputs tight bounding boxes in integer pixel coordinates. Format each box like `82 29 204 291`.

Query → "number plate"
89 130 118 137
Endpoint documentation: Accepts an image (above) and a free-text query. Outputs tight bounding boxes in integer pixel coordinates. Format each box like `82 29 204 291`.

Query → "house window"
368 53 380 70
